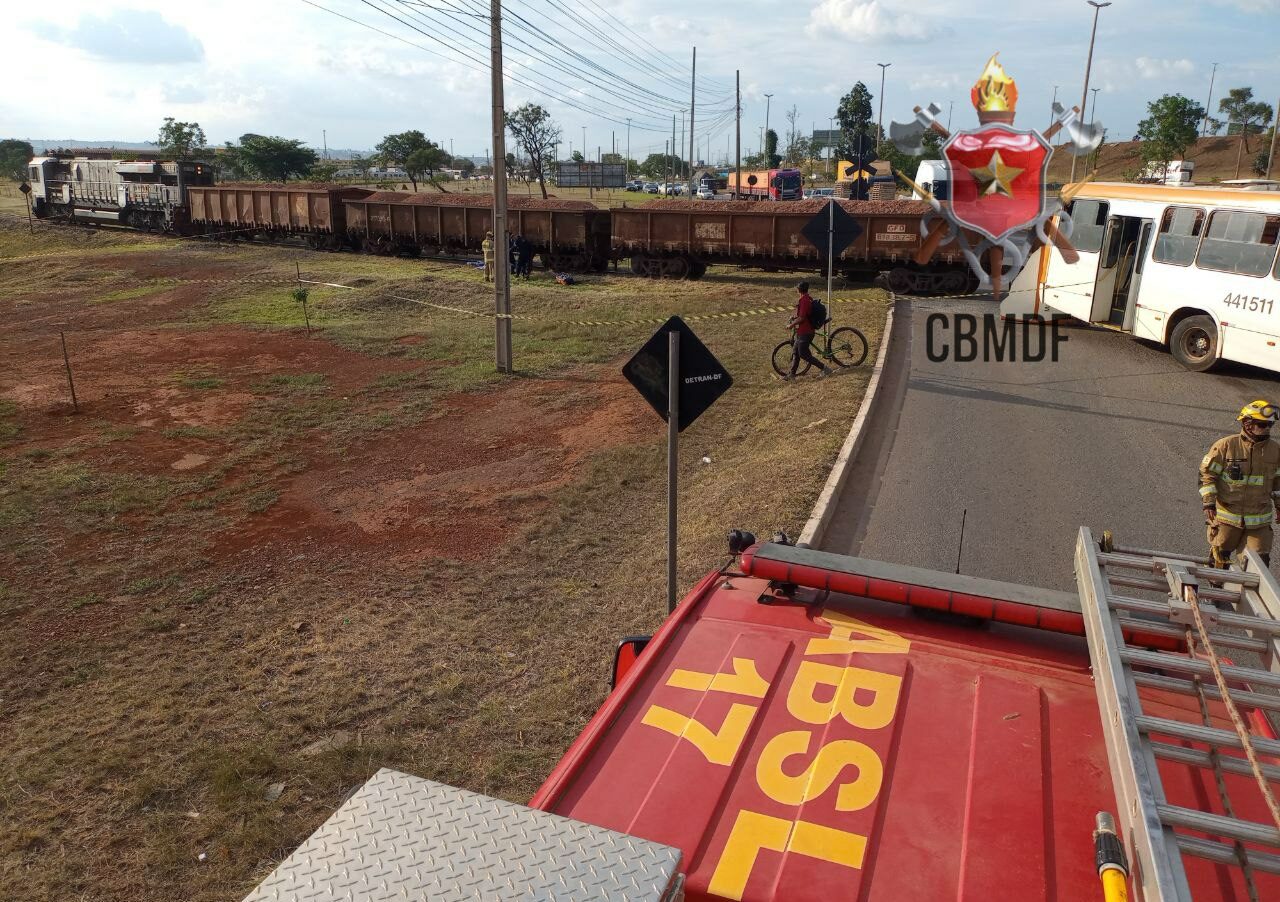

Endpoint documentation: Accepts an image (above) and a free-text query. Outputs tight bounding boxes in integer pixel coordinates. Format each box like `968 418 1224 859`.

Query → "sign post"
666 331 679 613
624 316 732 613
802 200 862 305
19 182 32 234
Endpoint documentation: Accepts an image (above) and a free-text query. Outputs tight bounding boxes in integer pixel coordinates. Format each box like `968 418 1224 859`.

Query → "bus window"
1195 210 1280 277
1152 206 1205 266
1069 199 1108 253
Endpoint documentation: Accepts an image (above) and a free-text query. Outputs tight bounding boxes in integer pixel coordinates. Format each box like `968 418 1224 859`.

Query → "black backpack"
808 297 828 328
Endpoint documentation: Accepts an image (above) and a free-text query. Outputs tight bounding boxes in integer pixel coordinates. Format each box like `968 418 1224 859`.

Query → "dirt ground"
0 215 887 900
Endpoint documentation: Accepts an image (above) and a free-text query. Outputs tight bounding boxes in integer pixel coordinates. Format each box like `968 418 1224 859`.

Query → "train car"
186 184 374 248
727 168 804 201
342 192 613 271
243 530 1280 900
615 198 973 293
26 156 214 230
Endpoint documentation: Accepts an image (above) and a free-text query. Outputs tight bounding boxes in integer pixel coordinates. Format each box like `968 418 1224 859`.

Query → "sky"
4 0 1278 162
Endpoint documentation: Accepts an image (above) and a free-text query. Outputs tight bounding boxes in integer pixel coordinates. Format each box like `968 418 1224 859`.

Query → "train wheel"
662 257 689 279
886 268 913 294
686 260 707 281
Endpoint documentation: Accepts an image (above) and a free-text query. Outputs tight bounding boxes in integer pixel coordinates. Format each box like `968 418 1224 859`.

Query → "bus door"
1098 215 1152 327
1040 198 1108 322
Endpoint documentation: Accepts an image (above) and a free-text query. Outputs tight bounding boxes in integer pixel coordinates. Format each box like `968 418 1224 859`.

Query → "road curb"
798 296 899 548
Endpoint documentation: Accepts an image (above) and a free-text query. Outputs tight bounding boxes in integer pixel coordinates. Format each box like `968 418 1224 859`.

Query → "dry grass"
0 219 887 900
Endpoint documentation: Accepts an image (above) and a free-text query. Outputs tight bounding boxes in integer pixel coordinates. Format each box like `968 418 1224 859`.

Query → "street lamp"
1069 1 1111 184
1090 87 1101 126
1202 62 1219 136
877 63 891 152
764 94 774 160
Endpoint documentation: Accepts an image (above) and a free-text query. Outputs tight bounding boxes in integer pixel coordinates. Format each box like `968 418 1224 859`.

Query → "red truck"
244 530 1280 901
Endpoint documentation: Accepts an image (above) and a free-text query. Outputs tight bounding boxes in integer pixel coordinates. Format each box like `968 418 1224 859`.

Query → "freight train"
24 155 974 294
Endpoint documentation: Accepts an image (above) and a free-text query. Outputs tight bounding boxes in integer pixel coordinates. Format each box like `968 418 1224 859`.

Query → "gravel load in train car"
357 191 598 211
634 198 931 215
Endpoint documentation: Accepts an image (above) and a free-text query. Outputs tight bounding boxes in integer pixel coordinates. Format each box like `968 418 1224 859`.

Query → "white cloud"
805 0 938 43
30 9 203 65
1134 57 1195 80
1213 0 1278 10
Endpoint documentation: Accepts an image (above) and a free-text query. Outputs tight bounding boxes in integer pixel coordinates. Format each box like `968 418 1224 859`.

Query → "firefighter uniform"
481 232 495 282
1199 401 1280 567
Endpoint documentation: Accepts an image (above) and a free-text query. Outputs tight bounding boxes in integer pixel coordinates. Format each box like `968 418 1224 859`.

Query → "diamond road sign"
801 199 864 259
18 182 31 195
623 316 731 433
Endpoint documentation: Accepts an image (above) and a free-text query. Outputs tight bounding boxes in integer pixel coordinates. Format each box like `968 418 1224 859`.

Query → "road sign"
18 182 31 195
801 200 863 258
623 316 732 433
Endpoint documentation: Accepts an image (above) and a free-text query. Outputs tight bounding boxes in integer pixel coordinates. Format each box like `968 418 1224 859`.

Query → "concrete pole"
1267 99 1279 179
877 63 891 151
490 0 512 373
666 329 679 613
1202 63 1219 137
735 70 741 199
688 46 696 189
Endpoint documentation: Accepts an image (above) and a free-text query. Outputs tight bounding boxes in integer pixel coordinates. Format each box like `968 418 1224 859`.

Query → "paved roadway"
821 298 1280 591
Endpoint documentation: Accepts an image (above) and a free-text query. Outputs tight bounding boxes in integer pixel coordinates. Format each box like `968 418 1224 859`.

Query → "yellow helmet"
1237 400 1279 423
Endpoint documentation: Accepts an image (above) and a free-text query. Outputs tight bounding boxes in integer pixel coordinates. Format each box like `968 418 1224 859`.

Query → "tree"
835 82 876 161
222 134 318 181
156 118 206 159
1136 94 1204 172
375 130 438 190
783 106 812 166
1218 87 1274 152
0 138 34 182
349 153 371 180
638 153 687 179
504 103 562 198
407 144 450 191
310 161 342 182
570 150 585 163
764 129 781 168
457 158 476 177
743 151 766 169
601 152 623 164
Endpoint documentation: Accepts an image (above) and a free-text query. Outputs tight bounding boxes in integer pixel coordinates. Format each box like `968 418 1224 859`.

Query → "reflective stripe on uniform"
1215 506 1244 526
1200 485 1217 498
1207 461 1224 474
1244 511 1273 528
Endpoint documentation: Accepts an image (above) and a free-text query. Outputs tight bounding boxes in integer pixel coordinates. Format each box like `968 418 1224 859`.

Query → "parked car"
669 184 685 196
804 187 836 199
696 186 715 200
643 182 658 193
625 180 642 192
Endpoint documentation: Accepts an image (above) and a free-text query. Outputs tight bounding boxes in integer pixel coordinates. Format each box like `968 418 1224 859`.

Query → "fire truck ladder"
1076 527 1280 900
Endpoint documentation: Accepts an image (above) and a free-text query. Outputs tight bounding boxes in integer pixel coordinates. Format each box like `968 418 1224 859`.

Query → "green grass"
176 373 226 390
0 400 18 443
92 285 170 304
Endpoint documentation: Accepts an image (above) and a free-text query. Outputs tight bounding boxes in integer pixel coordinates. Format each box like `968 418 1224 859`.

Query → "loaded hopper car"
243 530 1280 901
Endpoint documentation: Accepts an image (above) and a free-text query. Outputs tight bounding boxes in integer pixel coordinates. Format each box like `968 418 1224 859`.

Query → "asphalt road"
821 298 1280 591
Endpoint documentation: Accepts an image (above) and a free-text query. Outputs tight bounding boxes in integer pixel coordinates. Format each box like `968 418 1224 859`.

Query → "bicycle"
771 319 868 377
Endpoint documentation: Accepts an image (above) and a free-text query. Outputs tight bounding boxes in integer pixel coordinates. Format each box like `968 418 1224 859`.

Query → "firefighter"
1200 400 1280 568
481 231 495 282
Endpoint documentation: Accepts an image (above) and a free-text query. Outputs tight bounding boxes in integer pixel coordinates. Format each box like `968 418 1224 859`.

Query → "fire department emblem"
890 54 1103 297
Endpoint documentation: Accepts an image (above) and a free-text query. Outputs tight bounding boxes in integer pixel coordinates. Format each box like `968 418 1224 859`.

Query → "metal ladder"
1076 527 1280 900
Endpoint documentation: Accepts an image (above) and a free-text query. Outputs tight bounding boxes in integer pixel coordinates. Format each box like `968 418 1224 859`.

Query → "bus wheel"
1170 315 1219 372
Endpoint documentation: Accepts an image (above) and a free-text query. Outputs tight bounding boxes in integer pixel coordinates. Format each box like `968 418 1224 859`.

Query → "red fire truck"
245 530 1280 901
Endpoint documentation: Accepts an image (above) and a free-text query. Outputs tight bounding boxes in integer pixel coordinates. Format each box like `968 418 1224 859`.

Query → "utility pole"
876 63 891 151
490 0 512 374
671 115 677 182
1050 86 1059 129
688 46 696 189
764 93 773 163
947 100 955 133
1090 87 1101 125
1070 0 1111 185
322 129 328 160
626 118 631 181
735 69 741 199
1202 63 1219 136
1267 97 1280 179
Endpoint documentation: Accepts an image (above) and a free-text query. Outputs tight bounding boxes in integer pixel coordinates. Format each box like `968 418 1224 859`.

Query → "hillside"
1045 134 1276 184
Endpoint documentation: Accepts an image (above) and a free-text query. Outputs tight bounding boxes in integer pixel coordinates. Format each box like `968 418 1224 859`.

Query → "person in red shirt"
786 281 833 379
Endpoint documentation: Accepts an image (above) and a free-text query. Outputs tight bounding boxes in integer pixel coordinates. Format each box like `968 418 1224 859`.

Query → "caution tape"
298 277 889 328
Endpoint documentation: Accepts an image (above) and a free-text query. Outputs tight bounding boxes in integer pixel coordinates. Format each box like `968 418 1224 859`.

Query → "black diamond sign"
801 200 864 259
18 182 31 195
623 315 732 433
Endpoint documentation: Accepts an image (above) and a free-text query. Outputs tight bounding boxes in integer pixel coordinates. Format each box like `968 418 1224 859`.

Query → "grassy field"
0 218 888 901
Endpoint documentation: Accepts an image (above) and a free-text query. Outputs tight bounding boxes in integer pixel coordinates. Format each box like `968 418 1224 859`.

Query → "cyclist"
785 281 834 380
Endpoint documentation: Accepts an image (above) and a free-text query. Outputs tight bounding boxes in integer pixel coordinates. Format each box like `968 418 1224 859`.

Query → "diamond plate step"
242 768 683 901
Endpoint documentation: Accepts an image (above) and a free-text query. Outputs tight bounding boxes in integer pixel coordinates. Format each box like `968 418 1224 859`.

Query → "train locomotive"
24 155 974 293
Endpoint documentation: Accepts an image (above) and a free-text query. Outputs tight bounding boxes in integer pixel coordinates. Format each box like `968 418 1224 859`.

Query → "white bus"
1004 182 1280 373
